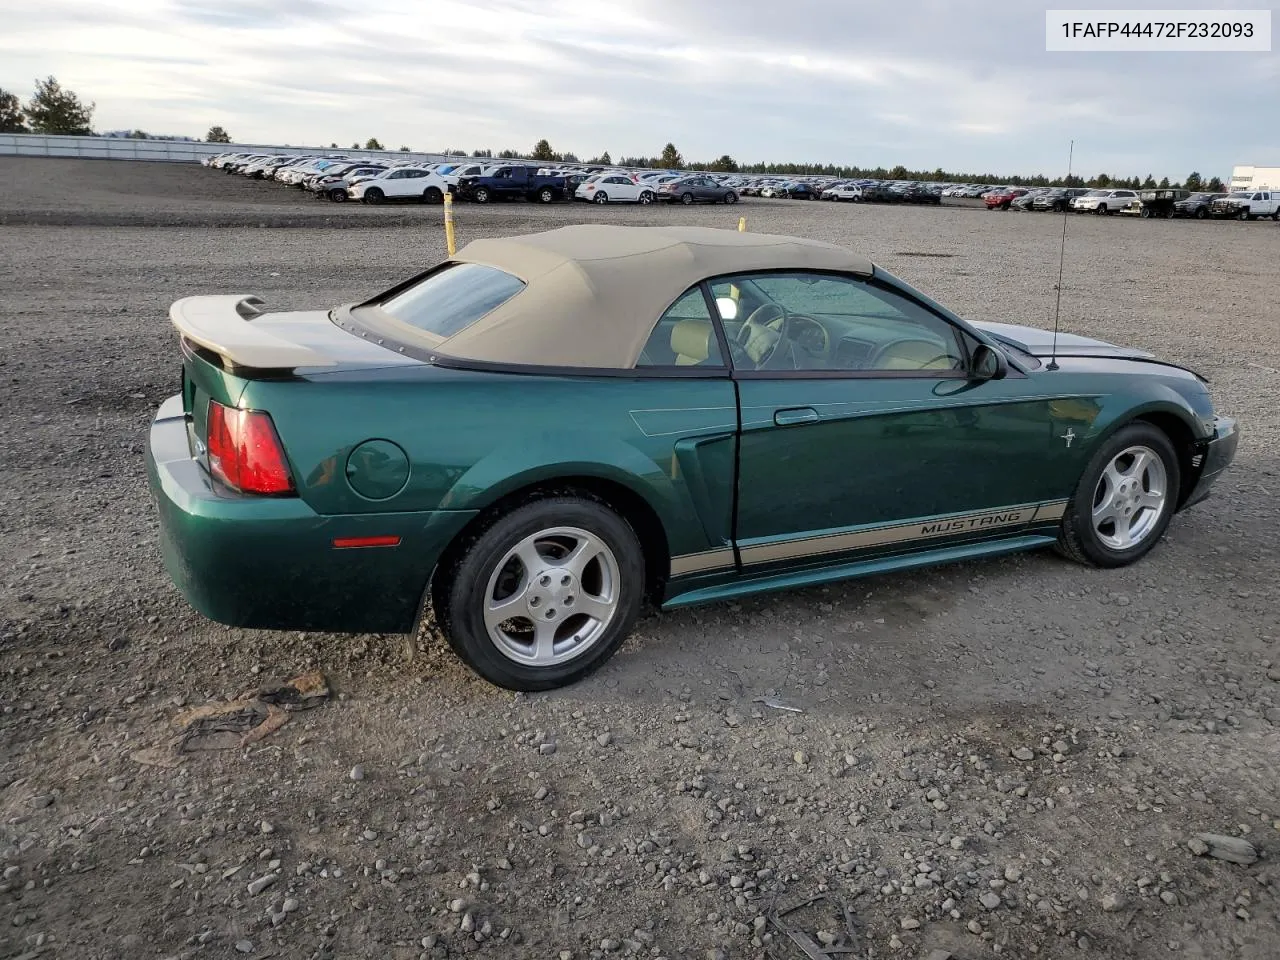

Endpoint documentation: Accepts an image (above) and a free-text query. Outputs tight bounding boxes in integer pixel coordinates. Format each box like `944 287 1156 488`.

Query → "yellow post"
738 216 747 232
444 192 457 256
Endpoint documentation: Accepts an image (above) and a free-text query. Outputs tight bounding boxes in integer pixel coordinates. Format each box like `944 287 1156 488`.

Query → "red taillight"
206 400 295 495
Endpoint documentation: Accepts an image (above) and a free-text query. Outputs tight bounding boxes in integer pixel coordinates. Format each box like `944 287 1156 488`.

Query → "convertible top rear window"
377 262 526 339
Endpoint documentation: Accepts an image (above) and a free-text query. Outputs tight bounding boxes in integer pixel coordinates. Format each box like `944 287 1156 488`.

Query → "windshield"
1227 191 1250 198
1083 190 1109 196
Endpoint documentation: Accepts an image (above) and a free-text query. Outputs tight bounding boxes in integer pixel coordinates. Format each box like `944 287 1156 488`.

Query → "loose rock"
1190 833 1258 865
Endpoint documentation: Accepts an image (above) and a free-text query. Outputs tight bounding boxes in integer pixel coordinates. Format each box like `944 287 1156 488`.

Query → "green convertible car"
146 225 1237 690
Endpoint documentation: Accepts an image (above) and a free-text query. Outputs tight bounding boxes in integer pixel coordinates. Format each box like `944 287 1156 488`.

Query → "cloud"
0 0 1273 177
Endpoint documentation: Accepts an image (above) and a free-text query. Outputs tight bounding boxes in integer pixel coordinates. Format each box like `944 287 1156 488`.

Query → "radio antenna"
1047 139 1073 371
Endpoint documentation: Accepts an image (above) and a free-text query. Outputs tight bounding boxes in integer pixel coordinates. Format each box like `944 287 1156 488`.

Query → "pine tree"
0 88 27 132
24 76 94 134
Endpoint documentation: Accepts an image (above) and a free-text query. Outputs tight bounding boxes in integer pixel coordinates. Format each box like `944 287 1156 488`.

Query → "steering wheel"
736 303 792 369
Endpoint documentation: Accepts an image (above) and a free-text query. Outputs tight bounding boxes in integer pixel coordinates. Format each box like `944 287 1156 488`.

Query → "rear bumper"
145 395 477 633
1182 416 1238 509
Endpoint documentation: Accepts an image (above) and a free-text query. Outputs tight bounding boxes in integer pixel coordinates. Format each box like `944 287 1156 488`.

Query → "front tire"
435 497 645 691
363 187 384 205
473 187 490 203
1056 422 1180 569
329 189 347 202
538 187 555 203
724 191 738 204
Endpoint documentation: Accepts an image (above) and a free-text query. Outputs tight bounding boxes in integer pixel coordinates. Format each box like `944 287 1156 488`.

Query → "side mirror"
970 343 1008 381
715 297 739 321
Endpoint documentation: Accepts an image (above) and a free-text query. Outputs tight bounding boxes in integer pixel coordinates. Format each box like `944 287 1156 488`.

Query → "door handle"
774 406 819 426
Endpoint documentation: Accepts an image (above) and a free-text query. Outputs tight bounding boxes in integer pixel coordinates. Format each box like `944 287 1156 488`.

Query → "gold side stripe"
670 500 1070 575
669 547 736 576
740 500 1070 566
1031 499 1069 522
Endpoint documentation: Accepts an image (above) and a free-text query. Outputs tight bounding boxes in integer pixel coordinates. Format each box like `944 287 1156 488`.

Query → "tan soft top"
422 225 874 369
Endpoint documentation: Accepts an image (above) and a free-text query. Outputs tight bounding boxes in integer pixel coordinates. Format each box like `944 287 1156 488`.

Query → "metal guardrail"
0 133 454 165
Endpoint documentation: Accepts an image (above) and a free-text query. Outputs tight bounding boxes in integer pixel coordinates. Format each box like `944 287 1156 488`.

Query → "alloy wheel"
1091 445 1167 550
483 526 620 666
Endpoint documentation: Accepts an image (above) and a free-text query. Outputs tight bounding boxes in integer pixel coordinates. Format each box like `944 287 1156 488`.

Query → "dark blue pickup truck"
455 165 568 203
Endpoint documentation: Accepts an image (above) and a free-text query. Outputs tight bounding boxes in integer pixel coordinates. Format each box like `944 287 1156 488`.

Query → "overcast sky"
2 0 1275 179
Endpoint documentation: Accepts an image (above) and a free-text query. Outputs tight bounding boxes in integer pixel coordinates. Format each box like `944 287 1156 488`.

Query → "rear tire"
1195 207 1208 219
594 192 609 204
423 186 443 204
1055 422 1180 569
434 496 645 691
681 193 694 205
638 191 653 204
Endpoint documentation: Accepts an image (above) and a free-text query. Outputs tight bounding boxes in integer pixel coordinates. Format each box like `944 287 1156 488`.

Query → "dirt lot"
1 158 1277 960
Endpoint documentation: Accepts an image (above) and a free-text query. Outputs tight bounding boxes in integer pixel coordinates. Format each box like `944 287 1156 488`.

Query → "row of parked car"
205 153 1278 222
978 184 1280 220
204 152 744 206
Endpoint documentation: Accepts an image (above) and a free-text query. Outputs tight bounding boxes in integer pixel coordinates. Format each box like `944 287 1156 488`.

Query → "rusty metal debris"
765 893 861 959
129 670 331 765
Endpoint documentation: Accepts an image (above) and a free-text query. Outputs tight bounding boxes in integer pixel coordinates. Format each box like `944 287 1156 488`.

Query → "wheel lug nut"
565 596 574 605
540 575 551 587
530 597 541 607
561 575 570 586
546 609 556 618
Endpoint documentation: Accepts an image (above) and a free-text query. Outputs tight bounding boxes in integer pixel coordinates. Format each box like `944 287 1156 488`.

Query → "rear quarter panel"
238 366 739 561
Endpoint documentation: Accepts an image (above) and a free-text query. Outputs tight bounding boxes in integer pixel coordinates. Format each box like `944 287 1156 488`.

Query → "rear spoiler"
169 295 336 370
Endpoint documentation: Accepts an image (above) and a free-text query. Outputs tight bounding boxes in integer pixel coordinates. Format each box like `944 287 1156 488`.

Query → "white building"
1230 165 1280 191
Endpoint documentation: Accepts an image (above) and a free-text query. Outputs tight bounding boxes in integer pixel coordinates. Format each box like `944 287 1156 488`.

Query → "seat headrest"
669 319 712 363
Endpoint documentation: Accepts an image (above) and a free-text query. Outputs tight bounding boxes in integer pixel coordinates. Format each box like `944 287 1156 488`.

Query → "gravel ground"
1 158 1278 960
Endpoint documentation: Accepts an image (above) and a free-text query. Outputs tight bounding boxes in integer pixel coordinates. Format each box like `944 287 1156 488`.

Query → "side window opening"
635 287 725 369
706 272 967 374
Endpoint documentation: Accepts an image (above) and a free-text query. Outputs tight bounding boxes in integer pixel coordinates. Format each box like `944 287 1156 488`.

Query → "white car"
277 158 347 185
575 174 655 204
825 184 863 202
348 167 450 204
1072 188 1138 215
437 163 491 190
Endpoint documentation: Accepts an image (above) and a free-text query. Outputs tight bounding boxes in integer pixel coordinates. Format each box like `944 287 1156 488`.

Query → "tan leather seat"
670 319 714 365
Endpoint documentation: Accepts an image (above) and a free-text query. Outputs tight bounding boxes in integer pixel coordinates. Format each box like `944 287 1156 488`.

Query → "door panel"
734 376 1061 570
